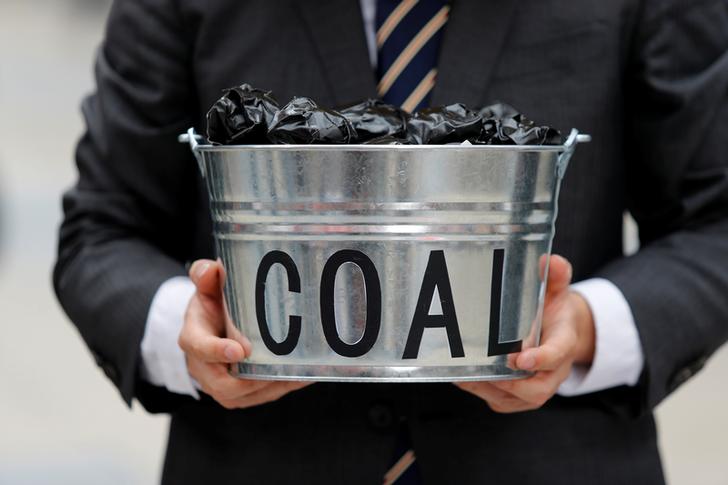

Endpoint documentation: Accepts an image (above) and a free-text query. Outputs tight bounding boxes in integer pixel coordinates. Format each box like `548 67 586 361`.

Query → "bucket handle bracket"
178 128 207 177
558 129 591 179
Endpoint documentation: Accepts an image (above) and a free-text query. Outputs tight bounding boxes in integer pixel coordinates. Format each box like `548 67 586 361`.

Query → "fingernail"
519 353 536 370
224 344 239 361
194 262 211 279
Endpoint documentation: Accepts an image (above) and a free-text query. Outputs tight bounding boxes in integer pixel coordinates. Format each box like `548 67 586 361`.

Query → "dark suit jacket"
54 0 728 483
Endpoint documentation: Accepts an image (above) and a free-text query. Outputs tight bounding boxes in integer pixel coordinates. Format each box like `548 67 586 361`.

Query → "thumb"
189 259 224 299
541 254 573 295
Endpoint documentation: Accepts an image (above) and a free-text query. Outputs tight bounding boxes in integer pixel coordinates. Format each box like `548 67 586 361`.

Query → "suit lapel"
296 0 377 107
431 0 519 107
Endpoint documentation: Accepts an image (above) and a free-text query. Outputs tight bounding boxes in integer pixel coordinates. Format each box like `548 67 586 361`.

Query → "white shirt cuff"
558 278 644 396
140 276 199 398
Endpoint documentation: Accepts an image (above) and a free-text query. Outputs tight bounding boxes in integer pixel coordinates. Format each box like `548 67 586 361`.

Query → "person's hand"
455 254 595 413
178 259 310 409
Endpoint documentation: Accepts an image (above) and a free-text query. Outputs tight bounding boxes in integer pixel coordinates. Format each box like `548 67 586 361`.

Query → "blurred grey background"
0 1 726 484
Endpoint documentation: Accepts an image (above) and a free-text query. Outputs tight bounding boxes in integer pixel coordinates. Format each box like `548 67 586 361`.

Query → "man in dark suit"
54 0 728 483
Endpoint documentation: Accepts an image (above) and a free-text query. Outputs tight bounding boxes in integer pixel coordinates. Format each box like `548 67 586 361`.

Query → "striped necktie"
377 5 449 481
376 5 450 484
376 0 450 113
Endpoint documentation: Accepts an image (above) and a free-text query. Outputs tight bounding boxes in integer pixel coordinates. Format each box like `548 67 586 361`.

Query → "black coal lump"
406 103 483 144
340 99 410 142
476 102 562 145
206 83 279 144
267 97 356 144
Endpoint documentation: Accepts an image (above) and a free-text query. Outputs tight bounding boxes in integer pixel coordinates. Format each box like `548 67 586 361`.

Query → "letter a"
402 250 465 359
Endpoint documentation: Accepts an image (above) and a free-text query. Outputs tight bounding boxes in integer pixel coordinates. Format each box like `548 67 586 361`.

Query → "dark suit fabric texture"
54 1 728 484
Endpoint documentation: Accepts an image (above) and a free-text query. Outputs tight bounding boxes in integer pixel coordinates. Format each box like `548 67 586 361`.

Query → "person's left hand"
455 254 595 413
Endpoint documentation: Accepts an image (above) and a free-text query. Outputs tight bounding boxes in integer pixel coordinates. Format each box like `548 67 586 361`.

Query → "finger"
491 364 571 406
189 259 224 300
544 254 573 296
456 381 508 400
224 320 253 358
216 257 227 293
514 318 577 371
187 260 253 356
507 314 541 367
219 290 253 356
506 352 518 370
488 400 542 414
539 254 549 281
455 381 514 405
232 381 312 409
188 361 272 400
455 382 534 414
179 320 246 363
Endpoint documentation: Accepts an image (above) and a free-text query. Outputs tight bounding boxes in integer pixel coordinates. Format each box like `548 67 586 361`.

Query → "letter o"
320 250 382 357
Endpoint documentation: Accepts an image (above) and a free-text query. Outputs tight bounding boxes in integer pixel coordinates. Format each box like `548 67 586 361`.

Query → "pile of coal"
205 83 562 145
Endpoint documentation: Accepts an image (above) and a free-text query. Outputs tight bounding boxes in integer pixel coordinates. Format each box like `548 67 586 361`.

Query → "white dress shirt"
140 0 644 397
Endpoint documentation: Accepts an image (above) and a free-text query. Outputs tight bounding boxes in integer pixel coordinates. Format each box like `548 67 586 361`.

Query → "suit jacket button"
102 362 119 383
690 355 708 373
368 403 395 430
668 356 708 393
90 349 104 366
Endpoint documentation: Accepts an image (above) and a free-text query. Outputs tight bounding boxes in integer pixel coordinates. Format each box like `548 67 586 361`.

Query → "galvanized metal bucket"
180 128 590 382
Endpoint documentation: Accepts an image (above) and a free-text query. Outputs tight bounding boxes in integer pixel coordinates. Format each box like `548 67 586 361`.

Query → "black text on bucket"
254 249 522 359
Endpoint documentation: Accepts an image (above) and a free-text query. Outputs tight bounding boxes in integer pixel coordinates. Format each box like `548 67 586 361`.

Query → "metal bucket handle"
558 129 592 179
178 128 207 177
178 127 592 180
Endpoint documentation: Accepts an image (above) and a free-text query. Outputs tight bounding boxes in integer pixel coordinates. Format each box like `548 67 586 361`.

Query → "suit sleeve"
597 0 728 413
53 0 201 411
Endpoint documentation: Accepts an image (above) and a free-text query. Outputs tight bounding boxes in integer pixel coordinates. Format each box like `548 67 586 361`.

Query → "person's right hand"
178 259 310 410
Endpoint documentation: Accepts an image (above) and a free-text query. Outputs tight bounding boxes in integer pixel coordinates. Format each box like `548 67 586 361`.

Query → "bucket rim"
180 128 590 153
189 141 567 152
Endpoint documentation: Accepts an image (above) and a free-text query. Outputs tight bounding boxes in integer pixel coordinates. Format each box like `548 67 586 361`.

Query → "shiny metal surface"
182 129 589 382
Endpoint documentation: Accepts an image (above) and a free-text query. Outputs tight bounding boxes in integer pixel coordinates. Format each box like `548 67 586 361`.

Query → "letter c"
255 250 302 355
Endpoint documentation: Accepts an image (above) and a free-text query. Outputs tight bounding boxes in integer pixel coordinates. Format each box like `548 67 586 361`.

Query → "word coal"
254 249 522 360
